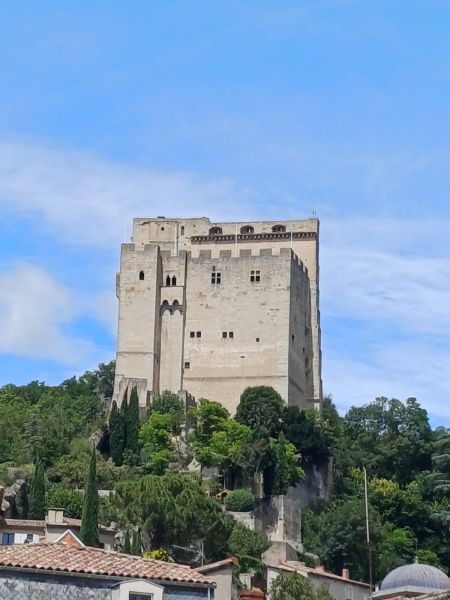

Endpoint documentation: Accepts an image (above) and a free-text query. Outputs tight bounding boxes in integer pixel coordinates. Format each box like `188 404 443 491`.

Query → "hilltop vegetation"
1 362 449 582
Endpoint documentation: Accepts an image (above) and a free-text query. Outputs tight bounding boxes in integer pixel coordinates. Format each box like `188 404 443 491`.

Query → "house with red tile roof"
0 533 216 600
0 507 116 549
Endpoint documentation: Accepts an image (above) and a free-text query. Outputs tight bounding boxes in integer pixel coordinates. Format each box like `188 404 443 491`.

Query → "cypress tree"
80 446 99 547
29 462 46 519
121 392 129 453
131 528 142 556
125 387 140 463
110 398 125 466
272 432 290 496
123 530 131 554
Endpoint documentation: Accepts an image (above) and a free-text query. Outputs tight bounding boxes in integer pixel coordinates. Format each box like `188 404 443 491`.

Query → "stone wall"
0 572 112 600
0 572 211 600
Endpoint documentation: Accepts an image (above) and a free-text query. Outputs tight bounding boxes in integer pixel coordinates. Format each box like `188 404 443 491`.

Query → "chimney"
47 508 65 524
342 568 350 580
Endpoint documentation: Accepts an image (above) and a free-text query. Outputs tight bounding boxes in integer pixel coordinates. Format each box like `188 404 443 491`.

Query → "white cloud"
0 140 260 249
1 140 450 424
321 217 450 424
0 261 103 366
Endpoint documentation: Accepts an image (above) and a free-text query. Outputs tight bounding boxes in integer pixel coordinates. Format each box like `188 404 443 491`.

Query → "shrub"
47 484 84 519
224 489 255 512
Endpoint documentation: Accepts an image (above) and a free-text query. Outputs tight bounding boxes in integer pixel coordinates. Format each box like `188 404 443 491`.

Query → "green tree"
29 462 46 519
272 432 303 496
80 447 99 547
153 392 184 417
131 529 142 556
236 386 284 436
227 522 269 575
112 473 234 563
123 530 131 554
270 571 333 600
110 399 125 466
139 412 176 474
282 406 331 467
125 387 140 465
344 397 433 484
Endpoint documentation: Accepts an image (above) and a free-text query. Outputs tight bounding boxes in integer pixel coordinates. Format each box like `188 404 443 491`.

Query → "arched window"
172 299 181 313
272 224 286 233
161 300 170 314
171 275 177 286
166 275 171 286
240 225 254 234
139 271 145 280
209 226 223 235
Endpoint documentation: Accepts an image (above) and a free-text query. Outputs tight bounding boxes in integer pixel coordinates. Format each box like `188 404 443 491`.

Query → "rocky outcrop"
1 479 27 518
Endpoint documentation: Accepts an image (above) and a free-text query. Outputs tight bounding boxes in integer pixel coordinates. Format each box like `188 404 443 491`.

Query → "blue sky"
1 1 450 424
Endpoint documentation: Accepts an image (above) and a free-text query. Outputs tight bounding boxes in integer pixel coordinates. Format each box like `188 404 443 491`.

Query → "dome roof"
380 563 450 592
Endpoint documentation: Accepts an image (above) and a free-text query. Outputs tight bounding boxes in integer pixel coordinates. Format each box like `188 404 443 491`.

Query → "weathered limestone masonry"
113 217 322 414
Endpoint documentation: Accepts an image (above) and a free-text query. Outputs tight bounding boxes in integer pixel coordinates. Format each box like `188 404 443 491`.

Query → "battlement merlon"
131 216 319 248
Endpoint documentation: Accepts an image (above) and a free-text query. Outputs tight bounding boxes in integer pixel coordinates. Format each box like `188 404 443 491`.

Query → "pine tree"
110 399 125 466
125 387 140 464
29 462 46 519
80 446 99 547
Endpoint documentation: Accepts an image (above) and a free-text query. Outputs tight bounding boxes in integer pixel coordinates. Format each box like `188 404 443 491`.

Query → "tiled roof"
280 561 371 588
197 557 238 572
0 542 215 587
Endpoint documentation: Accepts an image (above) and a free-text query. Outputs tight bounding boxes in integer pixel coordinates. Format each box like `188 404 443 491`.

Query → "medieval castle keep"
113 217 322 414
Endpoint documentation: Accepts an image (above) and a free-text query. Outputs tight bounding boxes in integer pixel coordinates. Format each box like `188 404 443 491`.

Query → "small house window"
180 225 185 235
184 361 190 369
211 271 221 285
250 270 261 283
2 533 14 545
209 226 223 235
166 275 171 286
240 225 254 234
196 331 201 338
172 276 177 286
229 331 234 339
222 332 227 339
256 337 260 342
222 331 233 339
129 594 153 600
190 331 195 338
272 224 286 232
139 271 145 281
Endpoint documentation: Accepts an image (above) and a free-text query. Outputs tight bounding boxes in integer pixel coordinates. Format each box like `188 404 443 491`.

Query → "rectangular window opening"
196 331 201 338
229 331 234 339
250 269 261 283
190 331 195 338
211 271 222 285
222 332 227 338
129 594 153 600
2 533 14 545
184 361 190 369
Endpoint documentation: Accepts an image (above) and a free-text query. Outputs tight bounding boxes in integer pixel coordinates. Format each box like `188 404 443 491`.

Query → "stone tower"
113 217 322 414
